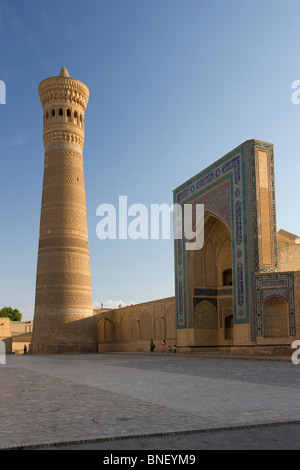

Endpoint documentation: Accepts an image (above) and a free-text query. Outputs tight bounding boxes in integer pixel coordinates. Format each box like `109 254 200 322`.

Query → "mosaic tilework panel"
174 144 249 329
255 272 296 337
194 288 233 297
245 141 278 343
174 140 278 334
246 141 278 273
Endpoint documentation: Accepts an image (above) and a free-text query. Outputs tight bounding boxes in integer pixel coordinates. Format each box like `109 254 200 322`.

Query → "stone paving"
45 423 300 450
1 353 300 449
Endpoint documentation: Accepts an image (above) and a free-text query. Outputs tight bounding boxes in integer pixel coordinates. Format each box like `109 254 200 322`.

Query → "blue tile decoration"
173 140 285 339
194 288 233 297
174 144 247 329
255 272 295 337
45 142 83 153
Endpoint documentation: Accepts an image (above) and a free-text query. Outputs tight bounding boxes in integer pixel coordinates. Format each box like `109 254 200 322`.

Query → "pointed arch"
263 295 289 338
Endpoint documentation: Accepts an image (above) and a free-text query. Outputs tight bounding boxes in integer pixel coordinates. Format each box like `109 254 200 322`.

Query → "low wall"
12 334 32 354
97 297 176 353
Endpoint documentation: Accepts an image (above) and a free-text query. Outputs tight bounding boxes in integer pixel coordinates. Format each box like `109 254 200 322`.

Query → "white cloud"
93 299 136 310
0 135 27 147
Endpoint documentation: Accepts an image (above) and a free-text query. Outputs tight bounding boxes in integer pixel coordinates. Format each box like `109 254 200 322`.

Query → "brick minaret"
30 67 96 353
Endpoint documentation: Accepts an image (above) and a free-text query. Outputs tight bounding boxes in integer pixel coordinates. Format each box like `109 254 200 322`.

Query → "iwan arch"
172 140 300 354
30 68 300 356
100 140 300 355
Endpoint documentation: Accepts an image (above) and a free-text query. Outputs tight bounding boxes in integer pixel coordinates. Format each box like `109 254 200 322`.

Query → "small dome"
59 66 69 77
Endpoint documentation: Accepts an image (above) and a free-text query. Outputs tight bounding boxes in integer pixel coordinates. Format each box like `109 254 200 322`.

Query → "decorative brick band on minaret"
30 67 96 353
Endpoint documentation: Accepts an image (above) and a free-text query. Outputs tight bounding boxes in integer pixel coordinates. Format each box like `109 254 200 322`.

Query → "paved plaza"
1 353 300 449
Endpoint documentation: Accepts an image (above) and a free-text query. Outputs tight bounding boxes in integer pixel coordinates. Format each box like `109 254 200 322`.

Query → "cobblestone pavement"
1 353 300 449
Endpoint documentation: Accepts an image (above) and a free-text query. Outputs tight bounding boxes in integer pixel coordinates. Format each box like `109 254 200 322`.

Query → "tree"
0 307 22 321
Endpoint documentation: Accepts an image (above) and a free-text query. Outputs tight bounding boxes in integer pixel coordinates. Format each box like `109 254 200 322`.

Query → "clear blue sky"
0 0 300 320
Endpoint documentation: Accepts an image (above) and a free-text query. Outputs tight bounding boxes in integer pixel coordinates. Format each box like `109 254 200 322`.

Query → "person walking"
150 339 155 352
162 339 166 353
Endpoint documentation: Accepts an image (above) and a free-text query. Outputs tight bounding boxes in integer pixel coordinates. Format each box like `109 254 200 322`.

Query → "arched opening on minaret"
66 108 71 122
74 111 78 125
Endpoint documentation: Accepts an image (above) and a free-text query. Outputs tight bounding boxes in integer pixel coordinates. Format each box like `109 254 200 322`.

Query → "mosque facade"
27 69 300 356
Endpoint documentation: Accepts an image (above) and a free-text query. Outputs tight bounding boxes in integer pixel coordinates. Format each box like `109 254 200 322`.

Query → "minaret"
30 67 96 353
